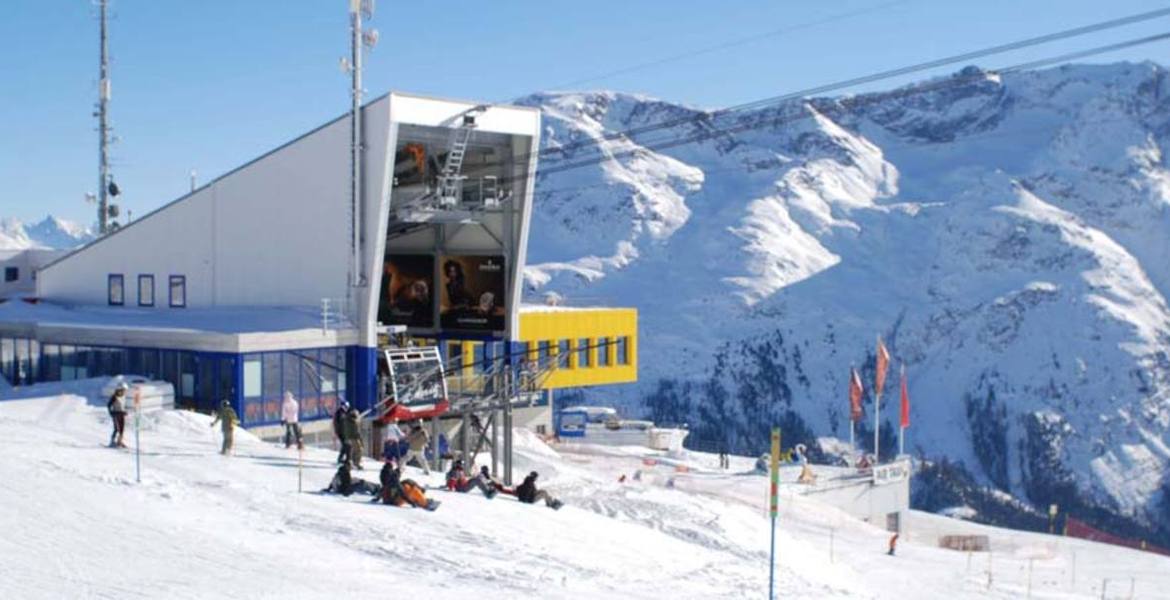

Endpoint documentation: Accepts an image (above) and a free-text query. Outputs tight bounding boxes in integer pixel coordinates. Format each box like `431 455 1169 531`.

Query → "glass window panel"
169 275 186 308
578 338 591 368
138 275 155 306
617 336 630 365
243 357 262 398
108 274 124 306
598 337 610 367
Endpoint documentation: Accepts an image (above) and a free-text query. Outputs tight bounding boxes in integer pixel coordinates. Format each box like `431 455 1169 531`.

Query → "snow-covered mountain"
0 216 94 250
519 63 1170 540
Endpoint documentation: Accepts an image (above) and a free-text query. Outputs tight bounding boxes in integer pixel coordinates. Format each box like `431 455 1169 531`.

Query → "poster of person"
378 254 435 329
439 255 506 332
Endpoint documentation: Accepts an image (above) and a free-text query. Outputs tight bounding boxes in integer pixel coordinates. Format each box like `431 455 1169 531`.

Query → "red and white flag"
875 338 891 396
849 367 864 422
899 364 910 429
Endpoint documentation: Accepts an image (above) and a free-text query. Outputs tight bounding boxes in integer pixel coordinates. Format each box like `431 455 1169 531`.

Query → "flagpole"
874 337 881 463
899 425 904 457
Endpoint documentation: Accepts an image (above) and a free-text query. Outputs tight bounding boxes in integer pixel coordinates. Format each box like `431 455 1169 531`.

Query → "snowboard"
422 499 441 511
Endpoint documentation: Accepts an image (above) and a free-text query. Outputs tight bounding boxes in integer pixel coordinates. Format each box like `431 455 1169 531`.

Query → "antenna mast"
97 0 111 235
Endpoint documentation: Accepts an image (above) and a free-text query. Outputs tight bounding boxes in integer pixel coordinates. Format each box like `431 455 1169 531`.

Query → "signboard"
378 254 435 328
557 410 588 438
384 348 448 407
872 460 911 486
439 255 506 332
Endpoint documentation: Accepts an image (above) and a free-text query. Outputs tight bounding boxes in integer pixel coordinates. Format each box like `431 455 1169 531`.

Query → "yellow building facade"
439 306 638 392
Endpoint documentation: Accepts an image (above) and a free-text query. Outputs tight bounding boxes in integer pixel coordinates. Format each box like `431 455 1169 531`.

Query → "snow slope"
2 392 1168 598
518 62 1170 533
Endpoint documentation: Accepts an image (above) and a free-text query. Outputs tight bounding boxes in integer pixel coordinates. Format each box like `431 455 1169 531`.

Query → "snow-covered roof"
0 301 357 353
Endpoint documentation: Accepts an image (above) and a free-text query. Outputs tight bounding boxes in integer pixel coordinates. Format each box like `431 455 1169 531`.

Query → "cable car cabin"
376 347 450 422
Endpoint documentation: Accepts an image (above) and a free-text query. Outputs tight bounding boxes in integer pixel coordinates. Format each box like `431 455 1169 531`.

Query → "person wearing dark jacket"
106 383 129 448
333 402 350 466
515 471 563 509
444 460 496 499
323 463 380 497
379 461 433 509
342 406 364 470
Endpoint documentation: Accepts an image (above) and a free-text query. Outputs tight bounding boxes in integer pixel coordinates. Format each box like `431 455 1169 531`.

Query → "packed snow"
1 389 1167 598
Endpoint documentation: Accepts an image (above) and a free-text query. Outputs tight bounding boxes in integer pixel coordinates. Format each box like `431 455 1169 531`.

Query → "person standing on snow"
516 471 563 509
209 400 239 455
106 383 129 448
342 405 364 470
382 416 406 463
402 423 431 475
333 401 350 465
281 391 303 450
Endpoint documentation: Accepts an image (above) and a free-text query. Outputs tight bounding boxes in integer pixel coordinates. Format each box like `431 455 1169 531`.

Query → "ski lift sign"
872 460 910 486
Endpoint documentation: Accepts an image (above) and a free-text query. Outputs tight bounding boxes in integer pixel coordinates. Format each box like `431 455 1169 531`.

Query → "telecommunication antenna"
96 0 111 234
343 0 378 311
93 0 122 235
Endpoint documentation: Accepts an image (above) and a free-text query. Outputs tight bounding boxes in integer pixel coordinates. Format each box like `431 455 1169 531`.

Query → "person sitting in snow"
479 465 513 495
515 471 563 510
322 463 380 497
379 461 434 509
209 400 238 455
106 383 129 448
444 459 496 499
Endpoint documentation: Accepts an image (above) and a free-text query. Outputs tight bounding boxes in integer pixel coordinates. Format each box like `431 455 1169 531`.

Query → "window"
597 337 610 367
137 275 154 306
169 275 186 307
537 341 552 366
616 336 630 365
578 338 592 368
558 339 572 369
108 274 124 306
4 267 18 282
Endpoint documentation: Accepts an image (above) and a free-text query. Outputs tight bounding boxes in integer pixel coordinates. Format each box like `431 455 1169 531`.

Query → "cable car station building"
0 93 638 445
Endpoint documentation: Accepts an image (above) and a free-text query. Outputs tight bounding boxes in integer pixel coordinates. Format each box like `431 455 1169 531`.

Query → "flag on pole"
899 364 910 429
849 368 864 422
875 338 890 396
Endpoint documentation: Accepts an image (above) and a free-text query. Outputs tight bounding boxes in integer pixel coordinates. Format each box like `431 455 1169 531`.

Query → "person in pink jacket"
281 391 303 449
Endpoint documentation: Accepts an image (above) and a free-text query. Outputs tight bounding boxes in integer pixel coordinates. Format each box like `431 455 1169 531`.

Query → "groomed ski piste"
2 382 1168 599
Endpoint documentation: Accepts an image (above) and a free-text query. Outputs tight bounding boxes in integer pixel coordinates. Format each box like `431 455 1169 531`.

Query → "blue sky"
1 0 1168 225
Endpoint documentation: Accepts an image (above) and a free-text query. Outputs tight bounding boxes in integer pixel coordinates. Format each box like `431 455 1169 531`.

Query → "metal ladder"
436 122 476 208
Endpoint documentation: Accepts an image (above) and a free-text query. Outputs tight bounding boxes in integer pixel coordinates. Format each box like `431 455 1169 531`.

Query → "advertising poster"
378 254 436 329
439 255 506 332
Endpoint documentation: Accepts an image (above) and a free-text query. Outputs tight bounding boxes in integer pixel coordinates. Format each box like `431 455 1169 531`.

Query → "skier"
888 533 899 556
333 401 350 465
322 463 380 497
209 400 238 455
280 391 303 449
515 471 563 510
343 405 364 470
106 383 129 448
402 423 431 475
444 460 497 498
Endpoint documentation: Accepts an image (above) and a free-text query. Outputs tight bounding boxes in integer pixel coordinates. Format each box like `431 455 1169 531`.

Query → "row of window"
108 274 186 308
0 335 353 427
447 336 632 374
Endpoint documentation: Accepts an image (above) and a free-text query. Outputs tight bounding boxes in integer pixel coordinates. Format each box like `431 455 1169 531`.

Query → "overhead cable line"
522 7 1170 168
